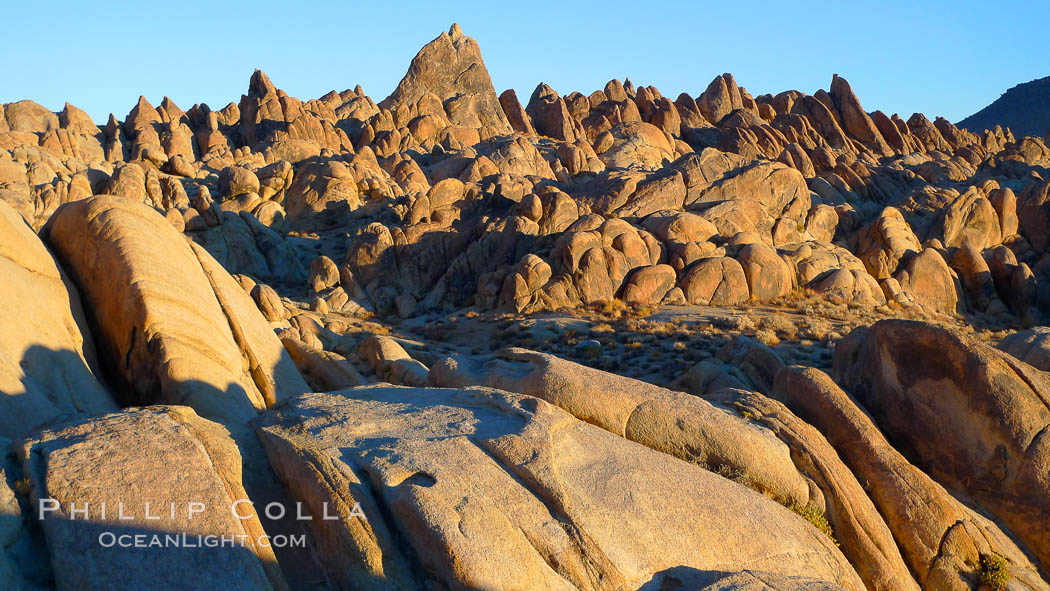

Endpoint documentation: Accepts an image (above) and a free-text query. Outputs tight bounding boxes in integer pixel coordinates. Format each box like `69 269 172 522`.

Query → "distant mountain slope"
958 76 1050 138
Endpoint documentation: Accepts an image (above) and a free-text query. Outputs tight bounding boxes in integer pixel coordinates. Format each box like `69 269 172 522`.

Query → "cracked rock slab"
253 385 863 591
429 348 811 509
16 406 286 591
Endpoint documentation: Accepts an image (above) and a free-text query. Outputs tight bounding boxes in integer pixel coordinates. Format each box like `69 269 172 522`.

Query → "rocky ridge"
959 76 1050 140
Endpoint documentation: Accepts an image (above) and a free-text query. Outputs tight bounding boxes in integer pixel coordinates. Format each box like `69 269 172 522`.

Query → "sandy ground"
376 297 1020 387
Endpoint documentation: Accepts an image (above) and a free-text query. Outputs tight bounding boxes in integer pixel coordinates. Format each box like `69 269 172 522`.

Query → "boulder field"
3 24 1049 324
0 22 1049 591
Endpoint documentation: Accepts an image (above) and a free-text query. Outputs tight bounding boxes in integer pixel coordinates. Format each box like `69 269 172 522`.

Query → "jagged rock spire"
381 24 511 137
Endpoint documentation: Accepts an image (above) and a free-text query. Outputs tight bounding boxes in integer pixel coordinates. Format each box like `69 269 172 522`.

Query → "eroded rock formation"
0 23 1049 591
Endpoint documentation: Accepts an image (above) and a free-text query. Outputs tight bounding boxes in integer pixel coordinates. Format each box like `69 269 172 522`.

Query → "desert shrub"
633 305 657 317
789 503 837 545
14 477 31 496
733 315 756 332
578 341 602 358
366 323 392 336
978 553 1010 591
755 329 780 346
763 313 798 340
801 317 833 341
599 299 627 316
713 464 754 490
650 321 676 335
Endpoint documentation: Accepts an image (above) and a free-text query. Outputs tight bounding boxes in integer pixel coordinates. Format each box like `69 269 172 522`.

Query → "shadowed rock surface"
834 320 1050 575
0 200 116 439
959 76 1050 139
16 406 287 591
775 365 1049 591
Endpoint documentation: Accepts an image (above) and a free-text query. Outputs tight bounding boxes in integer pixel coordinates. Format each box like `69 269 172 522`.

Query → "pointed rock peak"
381 26 510 134
827 74 889 151
829 74 855 99
530 82 559 103
813 88 835 110
59 102 97 132
498 89 535 135
59 101 79 120
676 93 697 107
103 113 120 136
698 73 744 125
604 79 627 102
701 75 726 96
159 96 186 122
248 69 277 99
127 96 160 125
908 112 933 127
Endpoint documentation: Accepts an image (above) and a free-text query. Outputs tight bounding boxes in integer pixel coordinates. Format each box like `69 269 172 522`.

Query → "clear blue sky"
2 1 1047 125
